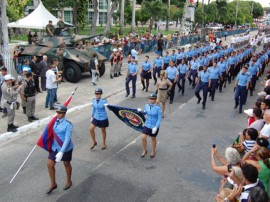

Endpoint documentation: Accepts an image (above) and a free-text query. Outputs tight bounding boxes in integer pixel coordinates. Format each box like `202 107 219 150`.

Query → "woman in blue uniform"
89 88 109 150
138 93 162 158
46 105 73 194
140 55 152 92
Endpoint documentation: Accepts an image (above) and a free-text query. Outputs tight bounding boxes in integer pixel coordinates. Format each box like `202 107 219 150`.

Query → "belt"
159 88 168 90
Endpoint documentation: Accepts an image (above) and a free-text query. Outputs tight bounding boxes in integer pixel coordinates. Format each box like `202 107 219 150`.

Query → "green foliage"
195 0 264 26
135 9 151 24
7 0 32 20
42 0 72 12
77 0 88 30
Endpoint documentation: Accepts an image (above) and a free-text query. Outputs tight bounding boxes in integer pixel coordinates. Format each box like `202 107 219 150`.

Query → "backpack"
24 80 36 97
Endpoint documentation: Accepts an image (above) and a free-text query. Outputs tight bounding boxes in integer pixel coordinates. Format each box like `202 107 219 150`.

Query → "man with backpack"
21 72 39 122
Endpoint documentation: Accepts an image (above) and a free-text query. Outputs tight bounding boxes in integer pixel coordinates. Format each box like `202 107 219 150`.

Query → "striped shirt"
243 140 256 154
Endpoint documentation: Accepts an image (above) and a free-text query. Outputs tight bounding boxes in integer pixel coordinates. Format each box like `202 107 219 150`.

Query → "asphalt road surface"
0 72 260 201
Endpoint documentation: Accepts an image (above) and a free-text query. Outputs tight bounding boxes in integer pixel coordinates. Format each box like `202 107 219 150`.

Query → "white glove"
55 152 64 163
137 108 142 112
104 103 108 107
152 127 157 134
91 117 93 122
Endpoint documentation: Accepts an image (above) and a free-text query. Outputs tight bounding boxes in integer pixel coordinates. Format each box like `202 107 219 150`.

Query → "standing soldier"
234 65 250 114
195 66 211 110
46 105 73 194
177 59 188 95
117 48 123 76
163 51 170 70
21 72 39 122
188 56 200 89
109 49 118 79
138 93 162 158
152 53 163 85
125 56 139 98
248 60 259 96
57 17 66 30
165 61 179 104
29 56 41 93
1 75 22 132
140 55 152 92
89 88 109 150
208 62 221 101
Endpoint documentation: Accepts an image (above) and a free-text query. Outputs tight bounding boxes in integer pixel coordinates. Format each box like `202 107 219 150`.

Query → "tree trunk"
0 0 9 62
131 0 136 32
103 1 117 35
119 0 125 35
176 18 178 27
73 0 79 34
166 0 170 31
149 18 154 33
91 0 98 35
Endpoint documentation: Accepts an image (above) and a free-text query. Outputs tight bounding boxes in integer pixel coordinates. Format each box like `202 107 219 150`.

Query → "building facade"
25 0 115 26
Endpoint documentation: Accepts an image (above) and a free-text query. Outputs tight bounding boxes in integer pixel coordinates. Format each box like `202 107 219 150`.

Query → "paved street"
0 31 262 201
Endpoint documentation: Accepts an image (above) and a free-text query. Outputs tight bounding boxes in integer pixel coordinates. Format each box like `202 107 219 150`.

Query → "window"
89 0 93 9
99 12 107 25
88 12 94 24
64 11 73 23
99 0 108 10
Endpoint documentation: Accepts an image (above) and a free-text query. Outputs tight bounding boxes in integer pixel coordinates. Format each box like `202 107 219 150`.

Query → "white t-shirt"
260 123 270 139
46 69 57 89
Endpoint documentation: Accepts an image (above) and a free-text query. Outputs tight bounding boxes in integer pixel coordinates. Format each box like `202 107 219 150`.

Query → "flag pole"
9 87 78 183
10 145 37 183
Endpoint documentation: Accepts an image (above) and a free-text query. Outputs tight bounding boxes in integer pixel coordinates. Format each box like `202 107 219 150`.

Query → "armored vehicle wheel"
64 62 82 83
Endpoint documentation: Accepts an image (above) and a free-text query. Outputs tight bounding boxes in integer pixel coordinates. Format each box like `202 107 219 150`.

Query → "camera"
212 144 216 148
227 164 232 172
11 81 16 86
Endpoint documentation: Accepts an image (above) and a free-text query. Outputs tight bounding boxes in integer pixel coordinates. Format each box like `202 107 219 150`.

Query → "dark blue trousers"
153 66 161 83
235 85 247 112
188 69 197 87
168 78 176 102
195 81 208 106
177 73 186 94
210 79 219 100
250 75 257 94
125 75 137 96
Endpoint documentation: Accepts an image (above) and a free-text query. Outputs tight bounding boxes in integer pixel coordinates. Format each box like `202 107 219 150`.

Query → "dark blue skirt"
92 118 109 128
48 149 73 162
142 126 159 137
141 70 152 79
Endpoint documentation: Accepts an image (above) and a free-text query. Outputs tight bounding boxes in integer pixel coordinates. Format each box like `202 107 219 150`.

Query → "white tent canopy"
7 1 73 29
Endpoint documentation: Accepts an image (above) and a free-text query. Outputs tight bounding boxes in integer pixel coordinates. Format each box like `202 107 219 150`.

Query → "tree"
119 0 125 35
103 0 118 35
131 0 136 32
250 2 263 19
165 0 170 31
7 0 32 19
91 0 98 35
1 0 9 60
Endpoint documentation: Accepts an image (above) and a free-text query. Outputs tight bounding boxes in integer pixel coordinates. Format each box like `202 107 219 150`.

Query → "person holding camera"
1 75 22 132
125 56 139 98
21 72 39 122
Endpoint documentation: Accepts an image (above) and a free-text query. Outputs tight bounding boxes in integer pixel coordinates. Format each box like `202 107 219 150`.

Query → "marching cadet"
109 49 118 79
177 59 188 95
152 52 163 85
165 61 179 104
207 50 214 67
227 51 238 83
187 47 193 62
21 72 39 122
90 88 109 150
140 55 152 92
248 60 259 96
195 66 211 110
234 65 250 114
117 48 124 76
208 62 221 101
46 105 73 194
156 70 172 118
176 48 182 65
126 56 139 98
188 56 200 89
163 51 170 70
138 93 162 158
170 50 177 64
217 57 228 93
1 75 22 132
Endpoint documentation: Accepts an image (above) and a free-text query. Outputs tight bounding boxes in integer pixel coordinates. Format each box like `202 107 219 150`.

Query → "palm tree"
103 0 118 35
119 0 125 35
131 0 136 32
91 0 99 35
0 0 9 55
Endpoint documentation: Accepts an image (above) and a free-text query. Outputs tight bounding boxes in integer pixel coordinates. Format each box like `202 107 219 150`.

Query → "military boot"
7 124 17 132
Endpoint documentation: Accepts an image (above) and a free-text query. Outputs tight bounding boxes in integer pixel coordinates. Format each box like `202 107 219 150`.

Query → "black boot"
7 124 17 132
11 123 19 129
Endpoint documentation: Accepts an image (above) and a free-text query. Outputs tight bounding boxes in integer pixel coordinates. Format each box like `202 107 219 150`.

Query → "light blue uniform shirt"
154 58 163 67
170 54 177 62
144 103 162 129
176 52 182 60
128 62 139 74
190 60 199 70
163 56 170 64
92 98 108 120
228 56 237 65
217 61 227 73
52 118 74 153
142 61 152 71
237 72 250 87
207 54 213 61
131 49 138 60
208 67 221 79
177 64 188 74
197 57 204 67
248 64 259 76
198 70 210 82
165 66 179 80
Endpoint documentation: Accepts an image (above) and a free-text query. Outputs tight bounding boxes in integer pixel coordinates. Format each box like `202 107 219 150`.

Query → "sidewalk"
0 31 258 136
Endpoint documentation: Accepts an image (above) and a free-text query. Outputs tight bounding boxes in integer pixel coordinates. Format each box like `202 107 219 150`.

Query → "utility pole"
0 0 9 64
235 0 239 28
